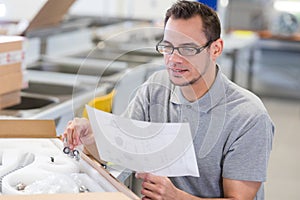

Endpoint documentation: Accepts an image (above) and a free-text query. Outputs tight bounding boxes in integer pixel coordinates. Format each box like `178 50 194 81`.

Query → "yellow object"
232 30 256 38
82 90 115 118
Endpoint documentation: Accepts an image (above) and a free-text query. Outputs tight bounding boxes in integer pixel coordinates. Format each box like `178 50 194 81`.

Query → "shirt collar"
170 66 227 113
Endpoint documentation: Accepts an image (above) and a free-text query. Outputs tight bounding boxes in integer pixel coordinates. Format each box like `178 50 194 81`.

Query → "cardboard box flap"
22 0 76 35
1 192 132 200
81 153 140 200
0 119 56 138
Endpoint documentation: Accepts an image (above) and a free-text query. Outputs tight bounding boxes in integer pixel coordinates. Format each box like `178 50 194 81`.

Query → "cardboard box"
1 192 132 200
0 120 139 200
0 36 24 99
0 63 22 76
0 63 22 110
0 36 24 69
0 36 23 53
0 0 76 36
23 0 76 34
0 90 21 109
0 72 23 95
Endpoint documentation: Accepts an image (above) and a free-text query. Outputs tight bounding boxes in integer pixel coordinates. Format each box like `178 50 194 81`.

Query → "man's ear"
210 38 223 61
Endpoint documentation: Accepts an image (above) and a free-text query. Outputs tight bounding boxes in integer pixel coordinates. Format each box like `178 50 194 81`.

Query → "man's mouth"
169 67 189 76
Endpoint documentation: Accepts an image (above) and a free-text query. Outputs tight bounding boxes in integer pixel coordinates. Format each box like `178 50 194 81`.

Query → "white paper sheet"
86 105 199 177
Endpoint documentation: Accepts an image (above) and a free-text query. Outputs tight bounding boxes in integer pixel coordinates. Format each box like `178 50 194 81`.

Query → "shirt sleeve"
222 114 275 182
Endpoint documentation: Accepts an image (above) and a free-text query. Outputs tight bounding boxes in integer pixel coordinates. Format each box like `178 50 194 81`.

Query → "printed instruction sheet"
86 105 199 177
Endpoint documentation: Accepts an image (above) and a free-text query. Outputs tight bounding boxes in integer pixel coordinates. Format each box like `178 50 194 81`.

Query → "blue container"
197 0 218 11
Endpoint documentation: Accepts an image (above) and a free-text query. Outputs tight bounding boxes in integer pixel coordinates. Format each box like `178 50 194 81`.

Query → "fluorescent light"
274 1 300 13
220 0 229 7
0 3 6 17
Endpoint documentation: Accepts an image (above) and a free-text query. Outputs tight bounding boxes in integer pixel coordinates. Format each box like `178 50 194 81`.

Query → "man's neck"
180 67 217 102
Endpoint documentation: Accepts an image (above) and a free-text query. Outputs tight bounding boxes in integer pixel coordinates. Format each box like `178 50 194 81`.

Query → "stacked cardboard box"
0 36 24 109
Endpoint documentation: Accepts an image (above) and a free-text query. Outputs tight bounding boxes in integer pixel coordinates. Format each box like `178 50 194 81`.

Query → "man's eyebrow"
161 40 172 44
180 42 198 46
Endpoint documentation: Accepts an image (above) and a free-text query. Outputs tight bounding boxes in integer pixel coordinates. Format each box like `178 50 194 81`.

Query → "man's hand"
135 173 261 200
136 173 182 200
62 117 93 149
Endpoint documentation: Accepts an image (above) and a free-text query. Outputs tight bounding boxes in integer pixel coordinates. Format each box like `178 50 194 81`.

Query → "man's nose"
167 50 183 62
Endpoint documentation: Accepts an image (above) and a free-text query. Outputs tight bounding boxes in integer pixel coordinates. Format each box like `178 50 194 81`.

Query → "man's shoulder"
222 76 274 139
224 77 268 117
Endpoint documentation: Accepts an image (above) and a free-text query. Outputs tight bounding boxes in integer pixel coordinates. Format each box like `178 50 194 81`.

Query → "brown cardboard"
81 153 139 200
0 120 56 138
0 120 140 199
0 72 22 95
0 63 22 76
0 36 23 53
0 0 75 36
0 90 21 109
0 192 132 200
23 0 76 34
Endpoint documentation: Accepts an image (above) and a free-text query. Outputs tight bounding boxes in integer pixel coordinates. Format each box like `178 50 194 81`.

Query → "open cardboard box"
0 119 139 200
0 0 76 36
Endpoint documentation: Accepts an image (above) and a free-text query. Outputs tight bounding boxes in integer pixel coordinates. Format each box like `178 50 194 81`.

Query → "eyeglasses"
156 40 212 56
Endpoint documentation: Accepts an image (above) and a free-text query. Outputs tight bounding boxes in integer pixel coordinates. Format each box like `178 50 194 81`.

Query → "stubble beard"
169 62 210 87
170 73 202 87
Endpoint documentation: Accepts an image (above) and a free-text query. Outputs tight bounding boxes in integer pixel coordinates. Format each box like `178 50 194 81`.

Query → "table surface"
222 31 258 51
258 30 300 42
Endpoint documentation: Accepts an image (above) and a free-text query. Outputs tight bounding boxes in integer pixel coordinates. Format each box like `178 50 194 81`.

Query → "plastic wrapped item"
0 152 35 193
23 174 78 194
70 173 106 192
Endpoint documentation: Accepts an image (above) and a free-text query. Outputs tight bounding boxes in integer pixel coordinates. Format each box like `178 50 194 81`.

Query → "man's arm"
136 173 261 200
222 178 261 200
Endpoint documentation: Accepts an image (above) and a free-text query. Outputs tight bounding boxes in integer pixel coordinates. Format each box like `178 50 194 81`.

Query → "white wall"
0 0 46 21
2 0 232 25
0 0 176 22
69 0 176 20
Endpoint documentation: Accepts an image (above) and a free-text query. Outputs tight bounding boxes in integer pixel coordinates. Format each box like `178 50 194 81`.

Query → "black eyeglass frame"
156 40 214 56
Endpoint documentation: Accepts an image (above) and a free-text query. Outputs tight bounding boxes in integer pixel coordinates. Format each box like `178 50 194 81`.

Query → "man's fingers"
135 172 146 179
142 181 157 191
66 124 80 149
62 118 91 150
66 126 73 144
141 188 157 200
136 173 161 183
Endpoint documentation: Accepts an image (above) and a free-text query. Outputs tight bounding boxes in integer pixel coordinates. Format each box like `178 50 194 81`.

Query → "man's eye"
157 45 173 53
162 46 173 49
181 47 197 53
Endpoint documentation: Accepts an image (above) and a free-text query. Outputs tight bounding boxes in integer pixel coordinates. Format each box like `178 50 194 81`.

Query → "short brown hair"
164 0 220 42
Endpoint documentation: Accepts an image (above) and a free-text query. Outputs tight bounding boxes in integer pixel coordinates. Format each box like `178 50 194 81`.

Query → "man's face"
163 16 212 87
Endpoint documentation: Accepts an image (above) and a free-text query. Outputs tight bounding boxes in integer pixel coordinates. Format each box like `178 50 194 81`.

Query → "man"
63 1 274 199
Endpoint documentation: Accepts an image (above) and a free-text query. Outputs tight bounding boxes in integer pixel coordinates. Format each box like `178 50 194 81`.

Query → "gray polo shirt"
123 67 274 199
